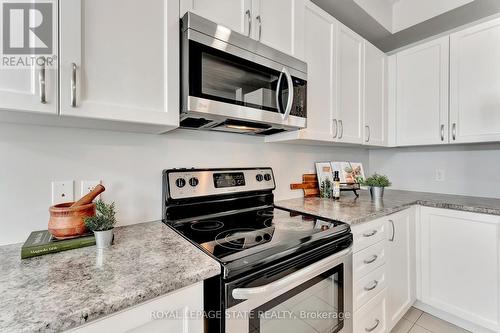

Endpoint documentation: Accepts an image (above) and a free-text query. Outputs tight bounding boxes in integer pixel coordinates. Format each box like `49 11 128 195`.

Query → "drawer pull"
364 280 379 291
363 230 377 237
363 255 378 264
365 319 380 332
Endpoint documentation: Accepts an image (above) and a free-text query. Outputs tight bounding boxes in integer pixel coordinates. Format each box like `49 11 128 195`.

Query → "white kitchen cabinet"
180 0 251 36
395 36 449 146
417 207 500 332
59 0 178 133
180 0 295 56
336 24 364 145
0 0 58 115
450 16 500 144
386 208 416 331
69 282 203 333
364 42 388 147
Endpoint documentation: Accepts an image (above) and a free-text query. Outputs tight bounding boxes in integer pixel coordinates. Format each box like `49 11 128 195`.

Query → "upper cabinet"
364 42 388 147
395 36 449 146
335 25 365 145
180 0 295 56
180 0 251 36
450 16 500 144
59 0 178 132
0 0 58 116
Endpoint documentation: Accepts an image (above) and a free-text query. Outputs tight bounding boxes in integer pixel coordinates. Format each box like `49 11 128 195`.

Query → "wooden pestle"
70 184 106 208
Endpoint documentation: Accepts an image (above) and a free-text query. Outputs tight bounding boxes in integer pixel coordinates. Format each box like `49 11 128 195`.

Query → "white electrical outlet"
52 181 74 205
435 169 445 182
81 180 103 198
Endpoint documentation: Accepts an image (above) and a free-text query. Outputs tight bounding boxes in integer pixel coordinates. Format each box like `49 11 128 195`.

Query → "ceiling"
312 0 500 52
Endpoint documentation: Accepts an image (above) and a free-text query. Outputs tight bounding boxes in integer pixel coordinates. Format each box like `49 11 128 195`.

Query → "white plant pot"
94 229 114 249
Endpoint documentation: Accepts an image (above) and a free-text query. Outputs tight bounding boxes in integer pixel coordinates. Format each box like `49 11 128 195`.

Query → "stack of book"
21 230 95 259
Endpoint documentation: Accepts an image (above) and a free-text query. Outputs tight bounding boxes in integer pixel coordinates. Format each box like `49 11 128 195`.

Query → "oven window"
249 265 344 333
188 41 307 117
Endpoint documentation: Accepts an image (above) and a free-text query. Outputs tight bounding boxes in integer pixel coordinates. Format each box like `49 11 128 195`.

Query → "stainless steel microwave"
180 12 307 135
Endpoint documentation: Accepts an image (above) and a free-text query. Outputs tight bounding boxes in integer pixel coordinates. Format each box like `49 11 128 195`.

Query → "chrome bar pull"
389 219 395 242
440 124 445 141
39 63 46 104
256 15 262 41
71 63 77 107
365 125 370 143
339 120 344 139
245 10 252 37
282 67 294 120
364 280 379 291
452 123 457 141
333 119 338 138
363 255 378 264
363 230 377 238
365 319 380 332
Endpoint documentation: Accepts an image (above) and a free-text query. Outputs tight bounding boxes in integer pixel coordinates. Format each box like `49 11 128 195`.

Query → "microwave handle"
275 68 295 120
232 248 350 300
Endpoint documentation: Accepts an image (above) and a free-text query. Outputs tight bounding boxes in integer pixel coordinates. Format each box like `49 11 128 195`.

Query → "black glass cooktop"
170 207 350 270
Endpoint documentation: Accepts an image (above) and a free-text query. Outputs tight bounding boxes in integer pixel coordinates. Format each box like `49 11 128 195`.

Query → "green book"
21 230 96 259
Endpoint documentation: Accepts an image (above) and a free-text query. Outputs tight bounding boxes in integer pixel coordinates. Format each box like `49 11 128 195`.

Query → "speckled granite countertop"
276 189 500 225
0 221 220 333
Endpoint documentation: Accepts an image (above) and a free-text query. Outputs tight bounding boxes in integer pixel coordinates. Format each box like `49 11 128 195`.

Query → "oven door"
225 248 353 333
182 30 307 130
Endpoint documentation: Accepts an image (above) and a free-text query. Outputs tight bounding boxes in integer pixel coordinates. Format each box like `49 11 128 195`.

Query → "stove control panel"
166 168 275 200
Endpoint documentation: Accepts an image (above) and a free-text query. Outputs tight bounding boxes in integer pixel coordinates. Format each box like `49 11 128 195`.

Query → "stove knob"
175 178 186 188
255 235 263 242
264 174 272 181
189 177 199 187
256 174 264 182
263 233 272 241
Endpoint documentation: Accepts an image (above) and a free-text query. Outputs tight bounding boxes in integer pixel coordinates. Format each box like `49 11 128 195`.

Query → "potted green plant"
363 173 392 199
84 199 117 248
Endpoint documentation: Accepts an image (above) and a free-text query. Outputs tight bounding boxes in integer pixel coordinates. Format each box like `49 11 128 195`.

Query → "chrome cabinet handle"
365 125 370 143
256 15 262 41
333 119 338 138
70 63 77 107
363 255 378 264
365 319 380 332
440 124 445 141
389 219 395 242
452 123 457 141
39 63 46 104
363 230 377 237
245 10 252 37
339 120 344 139
364 280 379 291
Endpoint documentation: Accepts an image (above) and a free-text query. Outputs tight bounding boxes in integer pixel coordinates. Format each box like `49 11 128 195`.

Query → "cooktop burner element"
190 220 224 232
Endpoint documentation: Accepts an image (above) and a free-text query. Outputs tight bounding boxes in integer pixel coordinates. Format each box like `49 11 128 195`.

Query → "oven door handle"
232 248 351 300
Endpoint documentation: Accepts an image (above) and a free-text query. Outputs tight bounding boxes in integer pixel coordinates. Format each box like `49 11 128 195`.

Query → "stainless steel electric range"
162 168 353 333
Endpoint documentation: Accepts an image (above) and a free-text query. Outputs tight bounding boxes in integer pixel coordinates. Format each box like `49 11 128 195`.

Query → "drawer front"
352 218 387 253
354 265 387 311
354 289 388 333
353 241 386 281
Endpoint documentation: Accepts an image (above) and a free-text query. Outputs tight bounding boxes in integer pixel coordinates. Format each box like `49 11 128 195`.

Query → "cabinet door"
252 0 294 55
298 1 336 140
386 208 416 331
418 207 500 332
396 36 449 146
336 24 364 144
364 42 387 147
181 0 251 36
450 16 500 144
59 0 178 131
0 0 58 115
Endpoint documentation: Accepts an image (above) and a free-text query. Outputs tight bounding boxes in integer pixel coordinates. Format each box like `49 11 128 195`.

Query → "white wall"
369 143 500 198
0 123 369 245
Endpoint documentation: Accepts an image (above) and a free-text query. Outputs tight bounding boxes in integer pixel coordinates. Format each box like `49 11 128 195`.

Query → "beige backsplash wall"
369 144 500 198
0 123 369 245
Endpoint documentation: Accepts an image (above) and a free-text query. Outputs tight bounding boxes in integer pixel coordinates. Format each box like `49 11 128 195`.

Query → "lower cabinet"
417 207 500 332
69 282 203 333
